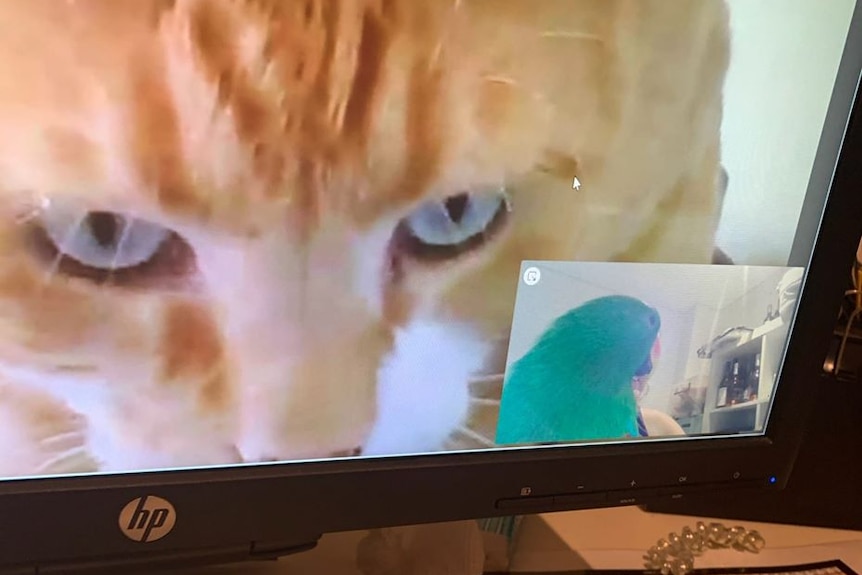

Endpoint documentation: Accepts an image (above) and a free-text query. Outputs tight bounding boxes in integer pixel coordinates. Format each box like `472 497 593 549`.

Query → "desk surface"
186 506 862 574
518 507 862 572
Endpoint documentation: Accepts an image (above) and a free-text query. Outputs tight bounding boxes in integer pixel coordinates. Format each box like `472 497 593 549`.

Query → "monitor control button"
608 489 658 506
553 492 608 508
496 496 555 511
658 479 768 500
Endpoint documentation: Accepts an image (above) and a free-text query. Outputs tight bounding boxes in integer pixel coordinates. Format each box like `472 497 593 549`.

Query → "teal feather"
496 295 660 445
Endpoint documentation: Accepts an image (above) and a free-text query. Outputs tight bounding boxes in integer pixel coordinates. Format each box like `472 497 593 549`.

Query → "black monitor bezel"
1 2 862 570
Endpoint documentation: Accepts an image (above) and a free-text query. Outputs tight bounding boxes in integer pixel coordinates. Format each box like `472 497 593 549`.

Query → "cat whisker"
14 209 41 225
469 397 501 407
106 216 135 285
430 42 444 67
40 431 87 452
468 373 504 384
51 364 98 374
453 426 497 447
541 31 605 44
14 194 51 224
482 74 518 86
468 373 504 400
44 213 87 285
37 446 96 476
482 74 553 110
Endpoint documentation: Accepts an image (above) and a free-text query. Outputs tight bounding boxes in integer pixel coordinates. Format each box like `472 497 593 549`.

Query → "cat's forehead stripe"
36 0 491 235
150 0 409 229
131 57 201 218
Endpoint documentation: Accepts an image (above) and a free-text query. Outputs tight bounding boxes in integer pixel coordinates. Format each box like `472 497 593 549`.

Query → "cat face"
0 0 729 473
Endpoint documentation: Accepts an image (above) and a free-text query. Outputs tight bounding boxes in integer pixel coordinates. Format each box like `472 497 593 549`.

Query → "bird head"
548 295 661 390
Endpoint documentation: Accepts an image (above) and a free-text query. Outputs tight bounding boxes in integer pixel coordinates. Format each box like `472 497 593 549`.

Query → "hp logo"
118 496 176 543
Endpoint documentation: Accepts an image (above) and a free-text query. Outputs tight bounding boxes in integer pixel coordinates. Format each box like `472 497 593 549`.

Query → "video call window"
0 0 850 479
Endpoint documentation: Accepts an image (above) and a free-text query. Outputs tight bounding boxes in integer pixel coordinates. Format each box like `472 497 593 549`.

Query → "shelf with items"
702 323 787 434
711 398 770 412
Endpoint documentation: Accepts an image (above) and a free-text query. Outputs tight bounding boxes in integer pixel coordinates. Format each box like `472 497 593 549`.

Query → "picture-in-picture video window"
0 0 852 479
499 262 802 446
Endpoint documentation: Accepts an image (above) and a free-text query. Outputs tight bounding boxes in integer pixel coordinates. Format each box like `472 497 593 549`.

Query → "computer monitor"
0 0 859 572
644 237 862 531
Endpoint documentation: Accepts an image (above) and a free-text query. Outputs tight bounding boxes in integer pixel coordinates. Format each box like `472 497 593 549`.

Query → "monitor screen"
0 0 856 486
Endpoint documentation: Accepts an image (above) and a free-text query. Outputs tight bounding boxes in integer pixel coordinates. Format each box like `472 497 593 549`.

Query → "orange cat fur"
0 0 729 475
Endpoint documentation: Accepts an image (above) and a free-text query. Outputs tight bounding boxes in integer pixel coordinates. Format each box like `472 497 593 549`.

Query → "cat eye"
41 209 170 270
32 207 195 287
394 188 511 261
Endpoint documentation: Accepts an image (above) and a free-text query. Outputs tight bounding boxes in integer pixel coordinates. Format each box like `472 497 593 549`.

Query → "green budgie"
496 295 660 445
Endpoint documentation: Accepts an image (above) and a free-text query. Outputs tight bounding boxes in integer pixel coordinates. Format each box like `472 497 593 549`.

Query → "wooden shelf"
712 398 769 412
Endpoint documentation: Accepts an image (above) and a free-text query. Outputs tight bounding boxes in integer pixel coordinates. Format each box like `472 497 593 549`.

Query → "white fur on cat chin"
363 320 491 457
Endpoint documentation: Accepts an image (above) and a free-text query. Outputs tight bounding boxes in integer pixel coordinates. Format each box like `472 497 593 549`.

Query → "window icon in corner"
119 496 177 543
523 267 542 286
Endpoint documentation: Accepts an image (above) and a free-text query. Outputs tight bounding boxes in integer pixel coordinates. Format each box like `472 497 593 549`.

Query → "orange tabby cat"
0 0 729 476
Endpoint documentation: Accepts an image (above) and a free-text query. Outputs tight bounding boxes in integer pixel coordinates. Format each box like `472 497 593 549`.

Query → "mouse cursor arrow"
572 177 582 191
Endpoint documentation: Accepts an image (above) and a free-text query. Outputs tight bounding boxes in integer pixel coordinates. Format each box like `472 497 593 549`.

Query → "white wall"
717 0 855 266
714 268 788 330
682 269 786 381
